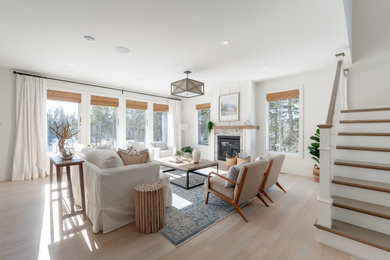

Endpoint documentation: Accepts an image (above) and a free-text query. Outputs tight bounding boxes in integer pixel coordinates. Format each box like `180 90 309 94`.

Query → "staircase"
315 54 390 259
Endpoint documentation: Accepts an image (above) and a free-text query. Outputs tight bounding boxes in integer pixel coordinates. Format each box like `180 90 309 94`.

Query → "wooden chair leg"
205 191 210 204
276 181 287 193
260 189 274 203
256 193 269 207
232 204 248 222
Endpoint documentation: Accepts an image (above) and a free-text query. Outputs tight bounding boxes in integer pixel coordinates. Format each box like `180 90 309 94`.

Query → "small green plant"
176 150 182 156
207 121 214 134
308 128 320 164
181 146 193 154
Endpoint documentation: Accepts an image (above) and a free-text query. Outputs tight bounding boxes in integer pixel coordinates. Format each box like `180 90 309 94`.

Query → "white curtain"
12 75 47 180
168 99 181 149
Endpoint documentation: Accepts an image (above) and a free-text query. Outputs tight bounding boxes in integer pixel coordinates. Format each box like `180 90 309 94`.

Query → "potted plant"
181 146 193 158
308 128 320 182
207 121 214 134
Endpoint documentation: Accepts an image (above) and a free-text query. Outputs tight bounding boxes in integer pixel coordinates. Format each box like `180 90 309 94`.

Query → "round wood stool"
134 182 165 234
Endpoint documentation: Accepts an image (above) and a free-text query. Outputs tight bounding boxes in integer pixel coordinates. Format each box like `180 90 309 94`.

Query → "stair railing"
317 53 346 228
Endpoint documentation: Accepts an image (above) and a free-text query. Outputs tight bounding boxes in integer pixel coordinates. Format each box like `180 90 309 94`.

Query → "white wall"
347 0 390 108
0 67 16 181
256 67 334 176
181 81 257 160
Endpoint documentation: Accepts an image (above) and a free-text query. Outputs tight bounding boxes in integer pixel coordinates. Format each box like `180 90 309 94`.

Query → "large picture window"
46 90 80 153
153 103 169 142
196 103 210 145
126 100 147 142
267 89 300 154
90 95 119 146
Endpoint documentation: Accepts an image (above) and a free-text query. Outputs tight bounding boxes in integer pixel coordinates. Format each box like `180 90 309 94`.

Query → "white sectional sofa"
71 146 172 234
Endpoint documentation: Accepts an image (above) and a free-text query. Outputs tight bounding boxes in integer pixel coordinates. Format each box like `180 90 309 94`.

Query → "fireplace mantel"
212 125 259 130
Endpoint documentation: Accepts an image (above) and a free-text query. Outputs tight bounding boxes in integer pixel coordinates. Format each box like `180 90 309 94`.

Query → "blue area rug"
159 181 238 246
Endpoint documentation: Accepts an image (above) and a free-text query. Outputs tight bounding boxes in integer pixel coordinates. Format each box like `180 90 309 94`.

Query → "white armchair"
149 142 174 159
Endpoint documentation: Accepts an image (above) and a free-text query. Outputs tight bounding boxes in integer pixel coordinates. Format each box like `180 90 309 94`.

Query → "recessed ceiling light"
83 35 95 41
263 67 268 70
115 46 129 54
68 63 75 67
222 40 230 45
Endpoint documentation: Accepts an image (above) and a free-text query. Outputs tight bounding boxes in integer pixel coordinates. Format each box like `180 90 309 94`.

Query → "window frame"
197 108 210 146
265 85 304 159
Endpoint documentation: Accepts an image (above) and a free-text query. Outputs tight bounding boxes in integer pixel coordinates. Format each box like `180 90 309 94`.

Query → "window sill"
267 150 303 159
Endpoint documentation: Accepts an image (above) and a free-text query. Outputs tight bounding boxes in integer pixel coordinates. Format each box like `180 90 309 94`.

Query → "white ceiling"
0 0 349 95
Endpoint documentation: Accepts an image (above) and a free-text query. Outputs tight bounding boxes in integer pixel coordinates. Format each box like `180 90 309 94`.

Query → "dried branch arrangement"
50 120 79 151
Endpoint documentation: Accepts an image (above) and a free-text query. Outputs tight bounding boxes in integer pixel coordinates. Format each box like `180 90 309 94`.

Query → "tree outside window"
268 98 299 153
90 106 117 146
126 109 146 142
198 108 210 145
153 112 168 142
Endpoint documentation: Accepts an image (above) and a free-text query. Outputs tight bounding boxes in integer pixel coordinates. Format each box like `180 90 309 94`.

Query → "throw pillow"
117 148 150 165
224 166 239 188
85 149 124 169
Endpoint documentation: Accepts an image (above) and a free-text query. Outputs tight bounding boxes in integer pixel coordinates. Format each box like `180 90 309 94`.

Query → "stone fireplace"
217 136 240 161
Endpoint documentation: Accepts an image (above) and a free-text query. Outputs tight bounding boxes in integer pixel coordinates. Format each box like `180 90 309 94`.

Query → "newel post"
317 125 333 228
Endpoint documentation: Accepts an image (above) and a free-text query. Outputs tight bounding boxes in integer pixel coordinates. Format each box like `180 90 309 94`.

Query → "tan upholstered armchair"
205 160 269 222
259 154 286 205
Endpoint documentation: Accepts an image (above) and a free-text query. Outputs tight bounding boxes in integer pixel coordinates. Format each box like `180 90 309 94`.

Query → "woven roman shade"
266 89 299 102
90 95 119 107
195 103 211 110
153 103 169 113
47 89 81 103
126 100 148 110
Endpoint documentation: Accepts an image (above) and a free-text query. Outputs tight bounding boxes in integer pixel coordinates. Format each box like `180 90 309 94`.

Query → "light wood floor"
0 173 352 260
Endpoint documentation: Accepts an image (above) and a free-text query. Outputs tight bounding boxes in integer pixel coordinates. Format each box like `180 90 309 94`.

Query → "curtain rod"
13 71 181 101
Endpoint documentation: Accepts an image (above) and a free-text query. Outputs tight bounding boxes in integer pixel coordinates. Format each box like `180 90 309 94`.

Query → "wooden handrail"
318 56 344 129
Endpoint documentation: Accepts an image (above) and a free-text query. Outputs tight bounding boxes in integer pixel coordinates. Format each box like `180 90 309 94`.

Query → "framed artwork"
219 92 240 121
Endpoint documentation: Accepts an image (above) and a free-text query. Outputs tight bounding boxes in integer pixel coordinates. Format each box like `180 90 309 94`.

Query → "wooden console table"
50 156 86 220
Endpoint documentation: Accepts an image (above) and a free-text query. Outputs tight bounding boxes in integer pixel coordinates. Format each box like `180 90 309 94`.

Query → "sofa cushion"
205 174 234 200
94 142 116 150
117 148 150 165
151 142 168 150
85 149 124 169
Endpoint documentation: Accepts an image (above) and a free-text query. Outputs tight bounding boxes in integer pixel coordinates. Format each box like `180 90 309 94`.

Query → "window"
90 95 119 146
126 100 147 142
46 90 81 153
153 103 169 142
196 103 210 145
267 89 300 154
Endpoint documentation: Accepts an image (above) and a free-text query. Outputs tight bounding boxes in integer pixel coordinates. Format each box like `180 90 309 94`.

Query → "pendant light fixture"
171 71 204 98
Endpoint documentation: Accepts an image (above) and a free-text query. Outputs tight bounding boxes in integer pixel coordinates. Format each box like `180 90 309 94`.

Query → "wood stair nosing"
340 119 390 124
341 107 390 113
332 176 390 193
336 145 390 152
338 132 390 136
334 160 390 171
314 219 390 252
332 195 390 220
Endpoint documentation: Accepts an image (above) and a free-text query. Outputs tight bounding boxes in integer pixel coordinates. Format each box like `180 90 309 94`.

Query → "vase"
192 148 201 163
313 164 320 183
58 139 65 154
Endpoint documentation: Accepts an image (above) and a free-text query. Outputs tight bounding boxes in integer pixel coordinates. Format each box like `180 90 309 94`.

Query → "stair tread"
336 145 390 152
332 176 390 193
332 195 390 219
334 159 390 171
340 119 390 123
315 219 390 252
341 107 390 113
338 132 390 136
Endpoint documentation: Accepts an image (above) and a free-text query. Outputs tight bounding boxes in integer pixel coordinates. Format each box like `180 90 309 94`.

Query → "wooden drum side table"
135 182 165 234
50 156 86 220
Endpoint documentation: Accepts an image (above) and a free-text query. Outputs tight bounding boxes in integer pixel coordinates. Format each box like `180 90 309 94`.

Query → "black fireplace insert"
217 135 240 161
